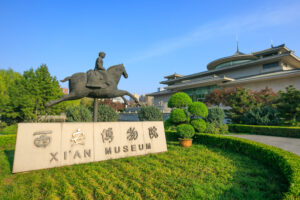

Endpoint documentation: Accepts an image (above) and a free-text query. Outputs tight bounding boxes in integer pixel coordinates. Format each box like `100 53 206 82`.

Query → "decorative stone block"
13 122 167 173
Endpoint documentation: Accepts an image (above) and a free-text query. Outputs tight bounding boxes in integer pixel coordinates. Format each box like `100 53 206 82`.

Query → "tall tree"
2 65 65 123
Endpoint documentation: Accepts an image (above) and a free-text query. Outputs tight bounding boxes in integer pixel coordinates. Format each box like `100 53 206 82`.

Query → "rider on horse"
86 52 110 88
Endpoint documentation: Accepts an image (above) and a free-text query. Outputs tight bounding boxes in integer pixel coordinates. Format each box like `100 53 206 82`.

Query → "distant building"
131 93 140 101
61 88 68 94
147 44 300 113
139 94 153 106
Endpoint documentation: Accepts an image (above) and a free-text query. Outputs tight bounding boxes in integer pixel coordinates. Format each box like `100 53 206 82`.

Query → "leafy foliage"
170 109 187 124
228 124 300 138
99 99 125 112
138 106 163 121
176 124 195 139
66 105 92 122
1 65 65 124
97 104 119 122
206 107 225 124
168 92 192 108
241 106 281 125
188 102 208 118
277 85 300 125
191 119 206 133
204 122 228 134
164 118 176 131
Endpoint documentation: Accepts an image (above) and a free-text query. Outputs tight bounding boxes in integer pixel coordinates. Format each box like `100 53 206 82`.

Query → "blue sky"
1 0 300 95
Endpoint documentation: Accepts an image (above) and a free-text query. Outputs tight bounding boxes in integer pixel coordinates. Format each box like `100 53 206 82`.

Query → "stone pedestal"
13 121 167 173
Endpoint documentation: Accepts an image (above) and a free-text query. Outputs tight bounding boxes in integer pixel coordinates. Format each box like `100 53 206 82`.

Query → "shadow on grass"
4 149 14 172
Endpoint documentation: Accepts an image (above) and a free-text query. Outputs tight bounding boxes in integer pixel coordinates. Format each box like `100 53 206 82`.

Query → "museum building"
147 44 300 113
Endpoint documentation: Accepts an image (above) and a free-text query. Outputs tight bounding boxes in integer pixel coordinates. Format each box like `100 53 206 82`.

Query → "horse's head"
107 64 128 85
120 64 128 79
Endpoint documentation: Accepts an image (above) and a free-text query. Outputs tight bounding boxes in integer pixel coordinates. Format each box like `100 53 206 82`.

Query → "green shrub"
219 123 229 134
176 124 195 139
137 106 163 121
206 107 225 124
66 105 92 122
164 118 176 131
188 102 208 118
170 109 187 124
241 106 280 125
228 124 300 138
205 122 220 134
191 119 206 132
0 124 17 135
191 133 300 199
168 92 192 108
98 104 119 122
0 134 16 149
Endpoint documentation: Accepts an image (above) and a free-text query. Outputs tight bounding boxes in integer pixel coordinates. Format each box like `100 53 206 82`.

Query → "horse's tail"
60 76 71 82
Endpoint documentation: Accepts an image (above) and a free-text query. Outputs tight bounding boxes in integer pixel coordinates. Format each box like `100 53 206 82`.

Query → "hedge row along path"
229 134 300 156
0 134 286 200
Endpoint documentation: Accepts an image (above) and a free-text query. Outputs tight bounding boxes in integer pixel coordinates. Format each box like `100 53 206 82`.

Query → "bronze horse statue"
45 64 140 107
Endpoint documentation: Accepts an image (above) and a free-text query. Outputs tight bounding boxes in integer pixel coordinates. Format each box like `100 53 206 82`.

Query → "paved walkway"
228 134 300 156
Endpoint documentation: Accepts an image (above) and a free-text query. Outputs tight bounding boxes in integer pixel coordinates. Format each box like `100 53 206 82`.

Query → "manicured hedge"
229 124 300 138
193 133 300 199
0 134 16 149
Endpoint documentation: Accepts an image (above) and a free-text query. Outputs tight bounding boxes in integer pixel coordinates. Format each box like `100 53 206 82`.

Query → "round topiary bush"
66 105 92 122
206 107 225 124
164 118 176 131
138 106 163 121
176 124 195 139
168 92 192 108
188 102 208 118
191 119 206 132
170 109 187 124
98 104 119 122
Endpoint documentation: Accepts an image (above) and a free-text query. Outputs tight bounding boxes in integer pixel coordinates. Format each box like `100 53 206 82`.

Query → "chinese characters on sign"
101 128 114 143
127 127 138 141
148 126 159 139
71 129 85 146
33 130 52 148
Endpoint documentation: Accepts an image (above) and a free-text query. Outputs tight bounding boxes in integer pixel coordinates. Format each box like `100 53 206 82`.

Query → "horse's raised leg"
45 93 79 107
121 96 128 106
114 90 140 106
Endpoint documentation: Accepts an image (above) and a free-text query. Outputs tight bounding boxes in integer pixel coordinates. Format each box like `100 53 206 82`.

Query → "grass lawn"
0 135 287 200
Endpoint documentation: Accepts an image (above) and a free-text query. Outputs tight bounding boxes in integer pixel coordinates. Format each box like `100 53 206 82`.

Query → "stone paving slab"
228 134 300 156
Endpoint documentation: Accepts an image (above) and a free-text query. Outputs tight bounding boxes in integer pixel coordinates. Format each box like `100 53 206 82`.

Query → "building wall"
223 76 300 92
153 94 172 113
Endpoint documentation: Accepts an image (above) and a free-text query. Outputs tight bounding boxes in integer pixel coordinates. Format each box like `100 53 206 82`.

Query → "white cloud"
126 2 300 63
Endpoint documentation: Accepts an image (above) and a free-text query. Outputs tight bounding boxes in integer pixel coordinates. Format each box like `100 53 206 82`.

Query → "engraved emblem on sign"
71 129 85 146
127 127 138 141
33 130 52 148
148 126 158 139
101 128 114 143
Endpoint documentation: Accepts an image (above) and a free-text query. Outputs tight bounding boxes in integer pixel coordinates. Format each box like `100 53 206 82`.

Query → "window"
263 62 279 70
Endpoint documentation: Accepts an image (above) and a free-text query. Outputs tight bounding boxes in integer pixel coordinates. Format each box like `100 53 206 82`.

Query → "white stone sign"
13 121 167 173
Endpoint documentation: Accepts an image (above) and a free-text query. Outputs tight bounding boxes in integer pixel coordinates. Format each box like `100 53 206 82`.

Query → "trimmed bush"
168 92 192 108
229 124 300 138
164 118 176 131
191 119 206 132
206 107 225 124
0 124 17 135
205 122 220 134
241 106 280 125
138 106 163 121
0 134 16 149
170 109 187 124
66 105 92 122
188 102 208 118
98 104 119 122
176 124 195 139
191 133 300 199
219 123 229 134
